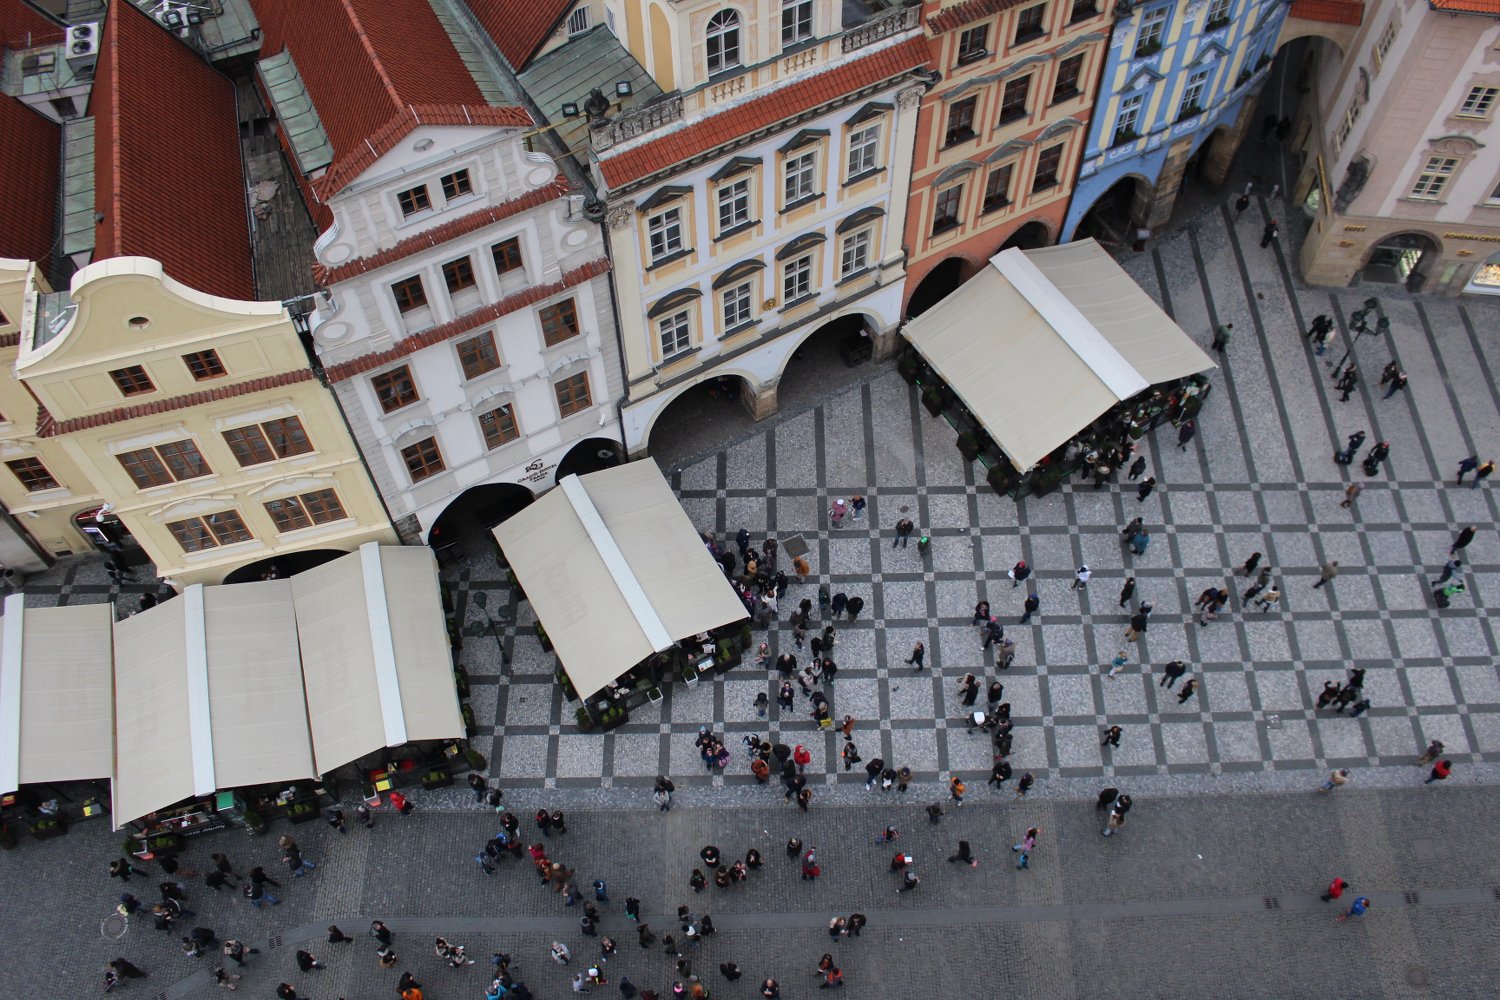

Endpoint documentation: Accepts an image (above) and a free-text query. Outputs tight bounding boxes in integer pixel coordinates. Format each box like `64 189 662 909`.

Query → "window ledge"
782 292 818 309
780 193 823 215
1397 196 1446 206
956 50 989 67
646 247 694 271
713 219 759 243
1051 87 1081 105
1013 29 1047 45
657 345 703 371
720 318 761 340
998 111 1029 126
842 167 886 188
942 131 978 149
1032 179 1060 194
982 199 1012 216
836 267 875 287
1069 9 1098 23
931 220 961 237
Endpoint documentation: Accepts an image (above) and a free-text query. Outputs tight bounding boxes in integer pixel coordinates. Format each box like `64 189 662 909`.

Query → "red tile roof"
91 1 255 300
37 369 316 437
325 257 611 382
251 0 531 198
1288 0 1365 24
1429 0 1500 12
0 3 64 264
599 37 930 189
314 174 573 284
927 0 1034 33
467 0 577 70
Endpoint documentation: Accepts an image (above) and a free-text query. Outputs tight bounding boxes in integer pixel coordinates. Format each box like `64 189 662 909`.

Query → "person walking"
893 518 914 549
1096 787 1119 811
1336 367 1358 402
1137 477 1157 502
1100 725 1123 748
1432 557 1463 587
829 500 847 528
905 642 925 670
1336 897 1371 923
1015 772 1034 799
1072 565 1091 591
1474 460 1496 489
1210 323 1232 354
1417 740 1445 766
1124 611 1149 643
1020 592 1040 624
971 600 991 626
948 776 966 806
1425 759 1452 785
1103 808 1126 838
982 618 1004 651
1340 483 1363 509
1118 577 1136 608
1176 678 1198 704
1450 526 1477 557
1313 562 1340 590
1244 566 1272 602
1128 455 1147 480
1159 660 1187 688
1129 527 1151 555
1009 560 1031 587
1260 219 1279 248
1319 768 1351 791
1105 650 1130 679
1321 877 1349 903
947 840 978 867
1011 827 1038 870
1177 421 1196 450
1455 455 1480 484
1254 586 1282 612
1316 681 1342 710
1240 552 1262 577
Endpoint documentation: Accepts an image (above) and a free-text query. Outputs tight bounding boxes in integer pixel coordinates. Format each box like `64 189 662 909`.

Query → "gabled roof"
0 2 64 264
91 1 254 300
249 0 532 199
1288 0 1365 23
467 0 579 70
599 37 929 189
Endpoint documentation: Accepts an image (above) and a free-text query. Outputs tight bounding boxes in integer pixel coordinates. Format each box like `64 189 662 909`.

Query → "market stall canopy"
0 597 114 796
903 240 1215 472
291 544 464 775
494 462 749 701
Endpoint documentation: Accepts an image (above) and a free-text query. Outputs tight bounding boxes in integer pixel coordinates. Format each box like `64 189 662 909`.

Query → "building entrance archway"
1358 232 1439 292
997 221 1050 253
555 437 624 484
905 257 964 319
1073 176 1151 246
427 482 537 557
222 548 348 585
645 373 758 470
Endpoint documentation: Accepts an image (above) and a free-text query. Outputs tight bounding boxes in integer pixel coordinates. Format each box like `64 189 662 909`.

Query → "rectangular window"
1178 69 1209 119
1000 76 1031 123
1410 156 1458 200
983 164 1013 212
182 349 226 381
782 0 813 45
222 426 275 467
443 257 477 294
840 230 871 277
1460 86 1499 118
457 332 501 379
958 25 989 64
554 371 592 417
945 96 977 146
155 440 211 481
440 170 472 200
391 275 428 313
1015 3 1047 43
117 448 172 488
397 185 431 217
479 405 519 450
263 495 312 532
784 152 817 203
932 184 963 234
302 488 346 524
1052 53 1084 103
717 178 751 231
110 365 155 396
1372 20 1396 71
659 311 693 359
1115 93 1144 144
401 437 446 482
1334 101 1360 150
372 365 419 413
492 237 524 275
6 457 58 492
540 299 581 346
1069 0 1096 22
1033 143 1064 192
1206 0 1230 24
847 125 880 177
168 510 252 552
567 6 591 33
722 282 754 328
1135 6 1167 55
265 489 347 532
648 207 684 260
263 416 313 459
783 254 814 302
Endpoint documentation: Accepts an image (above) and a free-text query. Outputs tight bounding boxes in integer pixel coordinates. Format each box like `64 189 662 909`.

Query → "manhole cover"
1405 966 1429 988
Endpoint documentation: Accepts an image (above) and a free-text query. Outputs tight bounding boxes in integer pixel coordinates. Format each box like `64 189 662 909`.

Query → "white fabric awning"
0 597 114 795
112 596 197 828
903 239 1215 472
494 462 748 701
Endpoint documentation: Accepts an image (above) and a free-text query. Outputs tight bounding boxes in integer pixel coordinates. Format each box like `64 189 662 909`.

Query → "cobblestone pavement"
12 785 1500 998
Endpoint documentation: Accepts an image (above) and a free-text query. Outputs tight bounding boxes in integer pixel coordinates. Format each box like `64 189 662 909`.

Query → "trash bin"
840 334 872 367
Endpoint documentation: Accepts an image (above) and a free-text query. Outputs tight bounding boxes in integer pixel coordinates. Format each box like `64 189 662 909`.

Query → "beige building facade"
1293 0 1500 294
7 257 396 588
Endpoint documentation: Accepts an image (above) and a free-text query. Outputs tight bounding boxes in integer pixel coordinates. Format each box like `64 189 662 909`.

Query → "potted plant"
556 668 578 703
1112 128 1140 146
1134 41 1160 58
286 801 318 824
1205 14 1229 29
421 768 454 789
453 665 470 698
146 832 183 854
30 815 66 840
241 810 267 835
574 705 595 731
1177 105 1203 122
461 702 477 737
956 430 981 461
535 621 552 652
896 350 920 384
921 387 944 416
464 747 487 772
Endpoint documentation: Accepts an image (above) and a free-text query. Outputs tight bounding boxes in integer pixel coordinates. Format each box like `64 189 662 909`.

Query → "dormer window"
397 185 431 218
707 10 742 75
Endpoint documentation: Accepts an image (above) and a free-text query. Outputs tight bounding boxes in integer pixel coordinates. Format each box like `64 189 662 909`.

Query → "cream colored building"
1293 0 1500 294
8 257 396 588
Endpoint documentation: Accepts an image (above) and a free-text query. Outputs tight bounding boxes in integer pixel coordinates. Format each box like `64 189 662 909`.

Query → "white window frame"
658 311 693 360
782 0 813 46
783 253 814 302
567 6 591 34
1115 93 1144 141
847 125 881 177
1373 20 1396 71
1206 0 1230 23
1334 101 1360 151
647 207 684 261
1410 156 1458 200
722 281 754 329
707 9 742 75
840 229 872 278
717 178 751 231
784 151 818 203
1459 86 1499 118
1178 69 1209 117
1135 6 1167 55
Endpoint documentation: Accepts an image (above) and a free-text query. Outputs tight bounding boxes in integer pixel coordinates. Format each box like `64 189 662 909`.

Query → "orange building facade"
902 0 1111 315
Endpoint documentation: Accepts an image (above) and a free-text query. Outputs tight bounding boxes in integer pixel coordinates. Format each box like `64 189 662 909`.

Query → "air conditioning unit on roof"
65 22 101 71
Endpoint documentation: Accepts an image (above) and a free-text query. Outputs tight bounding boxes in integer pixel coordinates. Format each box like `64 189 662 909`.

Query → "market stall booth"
494 463 750 730
0 597 114 841
900 239 1216 497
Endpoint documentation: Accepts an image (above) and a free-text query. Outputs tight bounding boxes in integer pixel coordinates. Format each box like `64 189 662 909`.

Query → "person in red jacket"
1321 877 1349 902
793 745 812 772
1425 760 1452 784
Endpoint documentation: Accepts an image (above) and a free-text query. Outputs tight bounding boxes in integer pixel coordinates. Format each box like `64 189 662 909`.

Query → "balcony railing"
841 4 919 53
591 93 685 151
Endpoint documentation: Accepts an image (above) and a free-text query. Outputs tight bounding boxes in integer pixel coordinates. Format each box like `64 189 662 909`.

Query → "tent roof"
494 463 748 701
0 598 114 796
903 239 1215 471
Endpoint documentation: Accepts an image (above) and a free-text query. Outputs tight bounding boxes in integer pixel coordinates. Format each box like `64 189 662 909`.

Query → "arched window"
706 10 741 74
